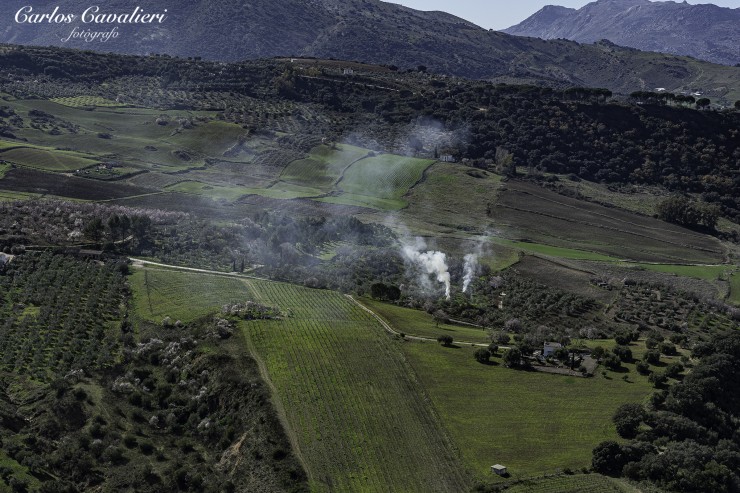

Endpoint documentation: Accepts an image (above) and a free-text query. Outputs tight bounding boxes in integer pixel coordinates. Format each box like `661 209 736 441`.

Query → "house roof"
544 342 562 348
492 464 506 470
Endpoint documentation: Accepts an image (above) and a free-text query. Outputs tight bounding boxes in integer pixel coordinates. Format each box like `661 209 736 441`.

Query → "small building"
439 154 456 163
543 342 562 357
342 68 354 75
491 464 507 476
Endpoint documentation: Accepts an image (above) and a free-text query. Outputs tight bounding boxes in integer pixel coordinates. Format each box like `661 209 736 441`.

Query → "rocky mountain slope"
504 0 740 66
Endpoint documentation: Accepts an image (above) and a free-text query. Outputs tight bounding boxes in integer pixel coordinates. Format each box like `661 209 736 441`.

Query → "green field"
0 163 9 179
130 267 251 322
505 473 640 493
331 153 434 210
280 144 369 190
633 263 731 281
729 273 740 304
0 146 98 172
402 342 654 480
496 239 622 262
359 297 490 344
130 266 470 492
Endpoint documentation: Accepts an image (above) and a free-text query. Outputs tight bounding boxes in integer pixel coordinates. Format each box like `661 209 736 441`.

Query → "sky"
390 0 740 30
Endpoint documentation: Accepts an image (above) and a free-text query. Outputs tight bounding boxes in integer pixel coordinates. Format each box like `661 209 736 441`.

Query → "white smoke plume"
462 253 478 293
401 238 451 299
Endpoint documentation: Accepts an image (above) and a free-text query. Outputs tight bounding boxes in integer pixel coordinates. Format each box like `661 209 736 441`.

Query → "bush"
437 335 453 347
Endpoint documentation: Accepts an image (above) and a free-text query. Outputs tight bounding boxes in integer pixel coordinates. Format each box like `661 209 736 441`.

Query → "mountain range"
1 0 739 100
504 0 740 67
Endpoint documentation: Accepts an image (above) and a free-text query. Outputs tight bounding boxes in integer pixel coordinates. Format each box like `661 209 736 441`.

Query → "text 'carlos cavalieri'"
14 6 169 43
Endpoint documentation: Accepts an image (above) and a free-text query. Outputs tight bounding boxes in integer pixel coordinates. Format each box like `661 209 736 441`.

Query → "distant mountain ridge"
1 0 739 100
504 0 740 66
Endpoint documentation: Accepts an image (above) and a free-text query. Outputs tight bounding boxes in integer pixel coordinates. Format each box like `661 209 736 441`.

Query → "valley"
0 42 737 493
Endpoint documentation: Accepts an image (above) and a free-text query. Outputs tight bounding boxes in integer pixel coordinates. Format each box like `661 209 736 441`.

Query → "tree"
644 350 661 365
433 310 450 327
603 352 622 370
591 346 607 360
503 347 522 368
613 345 633 363
83 218 104 242
592 441 625 475
613 403 645 438
615 332 632 345
437 335 453 347
648 371 668 388
636 361 650 375
474 348 491 364
659 342 677 356
695 97 710 109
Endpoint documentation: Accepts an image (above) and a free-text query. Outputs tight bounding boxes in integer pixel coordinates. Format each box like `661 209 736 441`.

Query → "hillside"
0 43 739 492
1 0 739 97
504 0 740 67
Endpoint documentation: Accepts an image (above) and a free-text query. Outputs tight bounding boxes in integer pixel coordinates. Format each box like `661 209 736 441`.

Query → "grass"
402 342 654 480
491 181 725 264
505 473 639 493
632 263 731 281
0 163 10 179
0 190 43 201
334 153 433 210
129 267 251 322
129 265 470 492
243 282 469 492
0 146 97 172
730 273 740 305
280 144 369 190
496 238 622 262
359 297 490 344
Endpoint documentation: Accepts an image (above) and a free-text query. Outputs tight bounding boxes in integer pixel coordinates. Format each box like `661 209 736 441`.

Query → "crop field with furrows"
279 144 370 190
359 297 490 344
396 162 503 236
0 168 152 201
491 180 725 264
50 96 127 108
128 265 470 492
321 153 434 210
242 282 470 493
402 342 654 480
129 267 253 323
0 146 98 172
